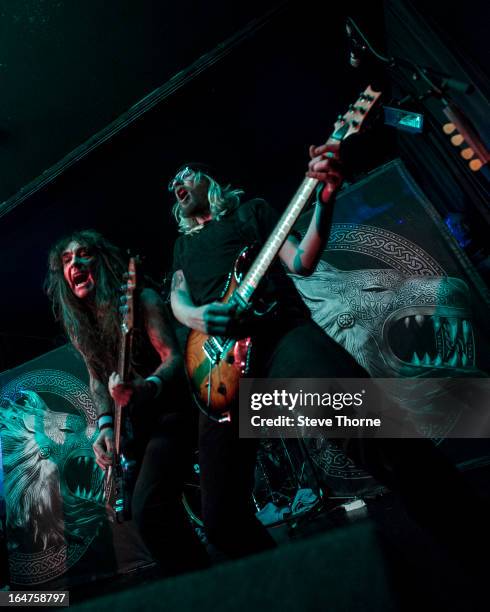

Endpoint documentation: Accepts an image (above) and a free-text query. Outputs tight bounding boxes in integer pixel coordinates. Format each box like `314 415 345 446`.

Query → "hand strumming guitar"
108 372 157 407
93 373 160 472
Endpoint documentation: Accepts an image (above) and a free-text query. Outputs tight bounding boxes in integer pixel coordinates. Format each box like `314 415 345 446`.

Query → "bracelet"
146 375 163 398
98 414 113 430
99 422 113 432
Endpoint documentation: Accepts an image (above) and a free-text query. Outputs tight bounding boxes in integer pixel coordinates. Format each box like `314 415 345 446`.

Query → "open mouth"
386 311 474 369
176 187 188 201
72 270 90 288
63 453 104 504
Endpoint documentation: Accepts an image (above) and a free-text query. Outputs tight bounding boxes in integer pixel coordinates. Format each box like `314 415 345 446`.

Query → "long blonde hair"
171 169 244 235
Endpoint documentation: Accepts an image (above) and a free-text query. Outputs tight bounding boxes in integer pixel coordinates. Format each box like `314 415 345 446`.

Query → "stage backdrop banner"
0 437 8 587
0 344 153 587
293 158 490 493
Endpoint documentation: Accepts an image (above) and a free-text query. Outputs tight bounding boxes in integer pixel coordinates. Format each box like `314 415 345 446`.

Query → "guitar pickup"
203 341 218 363
203 336 232 363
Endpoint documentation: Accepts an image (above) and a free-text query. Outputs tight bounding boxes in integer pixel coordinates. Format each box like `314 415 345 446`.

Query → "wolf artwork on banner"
0 346 152 587
292 159 490 491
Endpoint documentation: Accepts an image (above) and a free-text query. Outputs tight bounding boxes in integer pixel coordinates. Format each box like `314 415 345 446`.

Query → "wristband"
98 414 113 430
146 375 163 398
99 422 113 432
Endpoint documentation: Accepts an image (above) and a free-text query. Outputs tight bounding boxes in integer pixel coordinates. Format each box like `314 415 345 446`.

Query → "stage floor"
64 463 490 612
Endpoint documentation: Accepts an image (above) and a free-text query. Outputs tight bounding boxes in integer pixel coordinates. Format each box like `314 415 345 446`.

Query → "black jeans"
131 410 209 575
197 318 365 558
198 411 276 558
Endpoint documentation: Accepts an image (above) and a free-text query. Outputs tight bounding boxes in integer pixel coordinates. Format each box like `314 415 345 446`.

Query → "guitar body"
110 413 137 522
186 249 253 420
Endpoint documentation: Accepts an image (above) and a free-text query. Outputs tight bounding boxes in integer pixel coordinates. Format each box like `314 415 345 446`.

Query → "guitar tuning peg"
122 272 129 280
119 295 127 303
337 114 344 122
119 305 129 314
119 284 126 292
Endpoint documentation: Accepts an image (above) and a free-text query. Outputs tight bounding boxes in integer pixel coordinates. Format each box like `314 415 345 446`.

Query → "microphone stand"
345 16 489 180
346 16 474 100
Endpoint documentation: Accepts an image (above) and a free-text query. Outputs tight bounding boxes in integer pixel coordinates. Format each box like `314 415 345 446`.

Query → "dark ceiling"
0 0 488 372
0 0 286 203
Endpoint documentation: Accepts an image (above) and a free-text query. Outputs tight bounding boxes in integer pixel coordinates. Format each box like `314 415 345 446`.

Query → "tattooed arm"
108 287 184 406
73 347 114 470
170 269 235 335
91 375 114 470
279 143 342 276
140 287 182 383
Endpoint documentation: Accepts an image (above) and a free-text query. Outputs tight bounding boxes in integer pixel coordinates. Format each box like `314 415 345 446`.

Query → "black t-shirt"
172 198 310 323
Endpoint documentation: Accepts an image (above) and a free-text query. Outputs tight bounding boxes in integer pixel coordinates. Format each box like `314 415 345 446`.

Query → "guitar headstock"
331 85 382 144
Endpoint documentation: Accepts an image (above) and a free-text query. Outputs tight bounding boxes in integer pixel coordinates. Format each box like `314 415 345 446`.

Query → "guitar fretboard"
233 85 381 307
236 176 318 303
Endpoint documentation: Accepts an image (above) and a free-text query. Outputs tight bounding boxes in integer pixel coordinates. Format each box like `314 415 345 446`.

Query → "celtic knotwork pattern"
8 544 85 584
327 224 446 276
308 440 371 480
1 369 96 424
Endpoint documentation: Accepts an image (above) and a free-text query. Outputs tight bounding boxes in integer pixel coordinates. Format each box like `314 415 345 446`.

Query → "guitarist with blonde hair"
170 132 490 573
169 143 365 558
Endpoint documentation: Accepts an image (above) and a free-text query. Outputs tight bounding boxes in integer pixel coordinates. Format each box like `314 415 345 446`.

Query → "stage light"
469 159 483 171
443 104 489 175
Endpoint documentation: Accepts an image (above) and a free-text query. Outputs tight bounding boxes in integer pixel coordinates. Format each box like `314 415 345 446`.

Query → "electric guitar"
185 86 382 420
104 255 140 522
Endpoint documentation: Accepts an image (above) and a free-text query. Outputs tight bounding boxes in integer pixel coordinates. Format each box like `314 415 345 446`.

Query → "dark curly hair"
45 230 127 381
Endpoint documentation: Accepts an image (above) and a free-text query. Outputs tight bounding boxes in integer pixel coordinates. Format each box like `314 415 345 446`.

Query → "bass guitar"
104 255 140 521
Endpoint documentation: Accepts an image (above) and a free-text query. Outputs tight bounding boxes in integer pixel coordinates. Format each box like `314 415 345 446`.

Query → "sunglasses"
167 166 195 192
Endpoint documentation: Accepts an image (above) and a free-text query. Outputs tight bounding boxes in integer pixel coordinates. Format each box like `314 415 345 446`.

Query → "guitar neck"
235 176 319 304
233 84 382 306
118 332 132 381
113 331 132 455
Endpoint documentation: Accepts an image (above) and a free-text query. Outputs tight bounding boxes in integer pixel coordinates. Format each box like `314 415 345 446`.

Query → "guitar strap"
234 198 301 248
234 200 256 244
234 198 283 257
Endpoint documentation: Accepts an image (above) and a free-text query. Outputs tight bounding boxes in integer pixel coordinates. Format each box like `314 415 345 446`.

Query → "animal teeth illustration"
448 351 459 367
448 318 459 344
292 261 474 377
432 316 441 333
